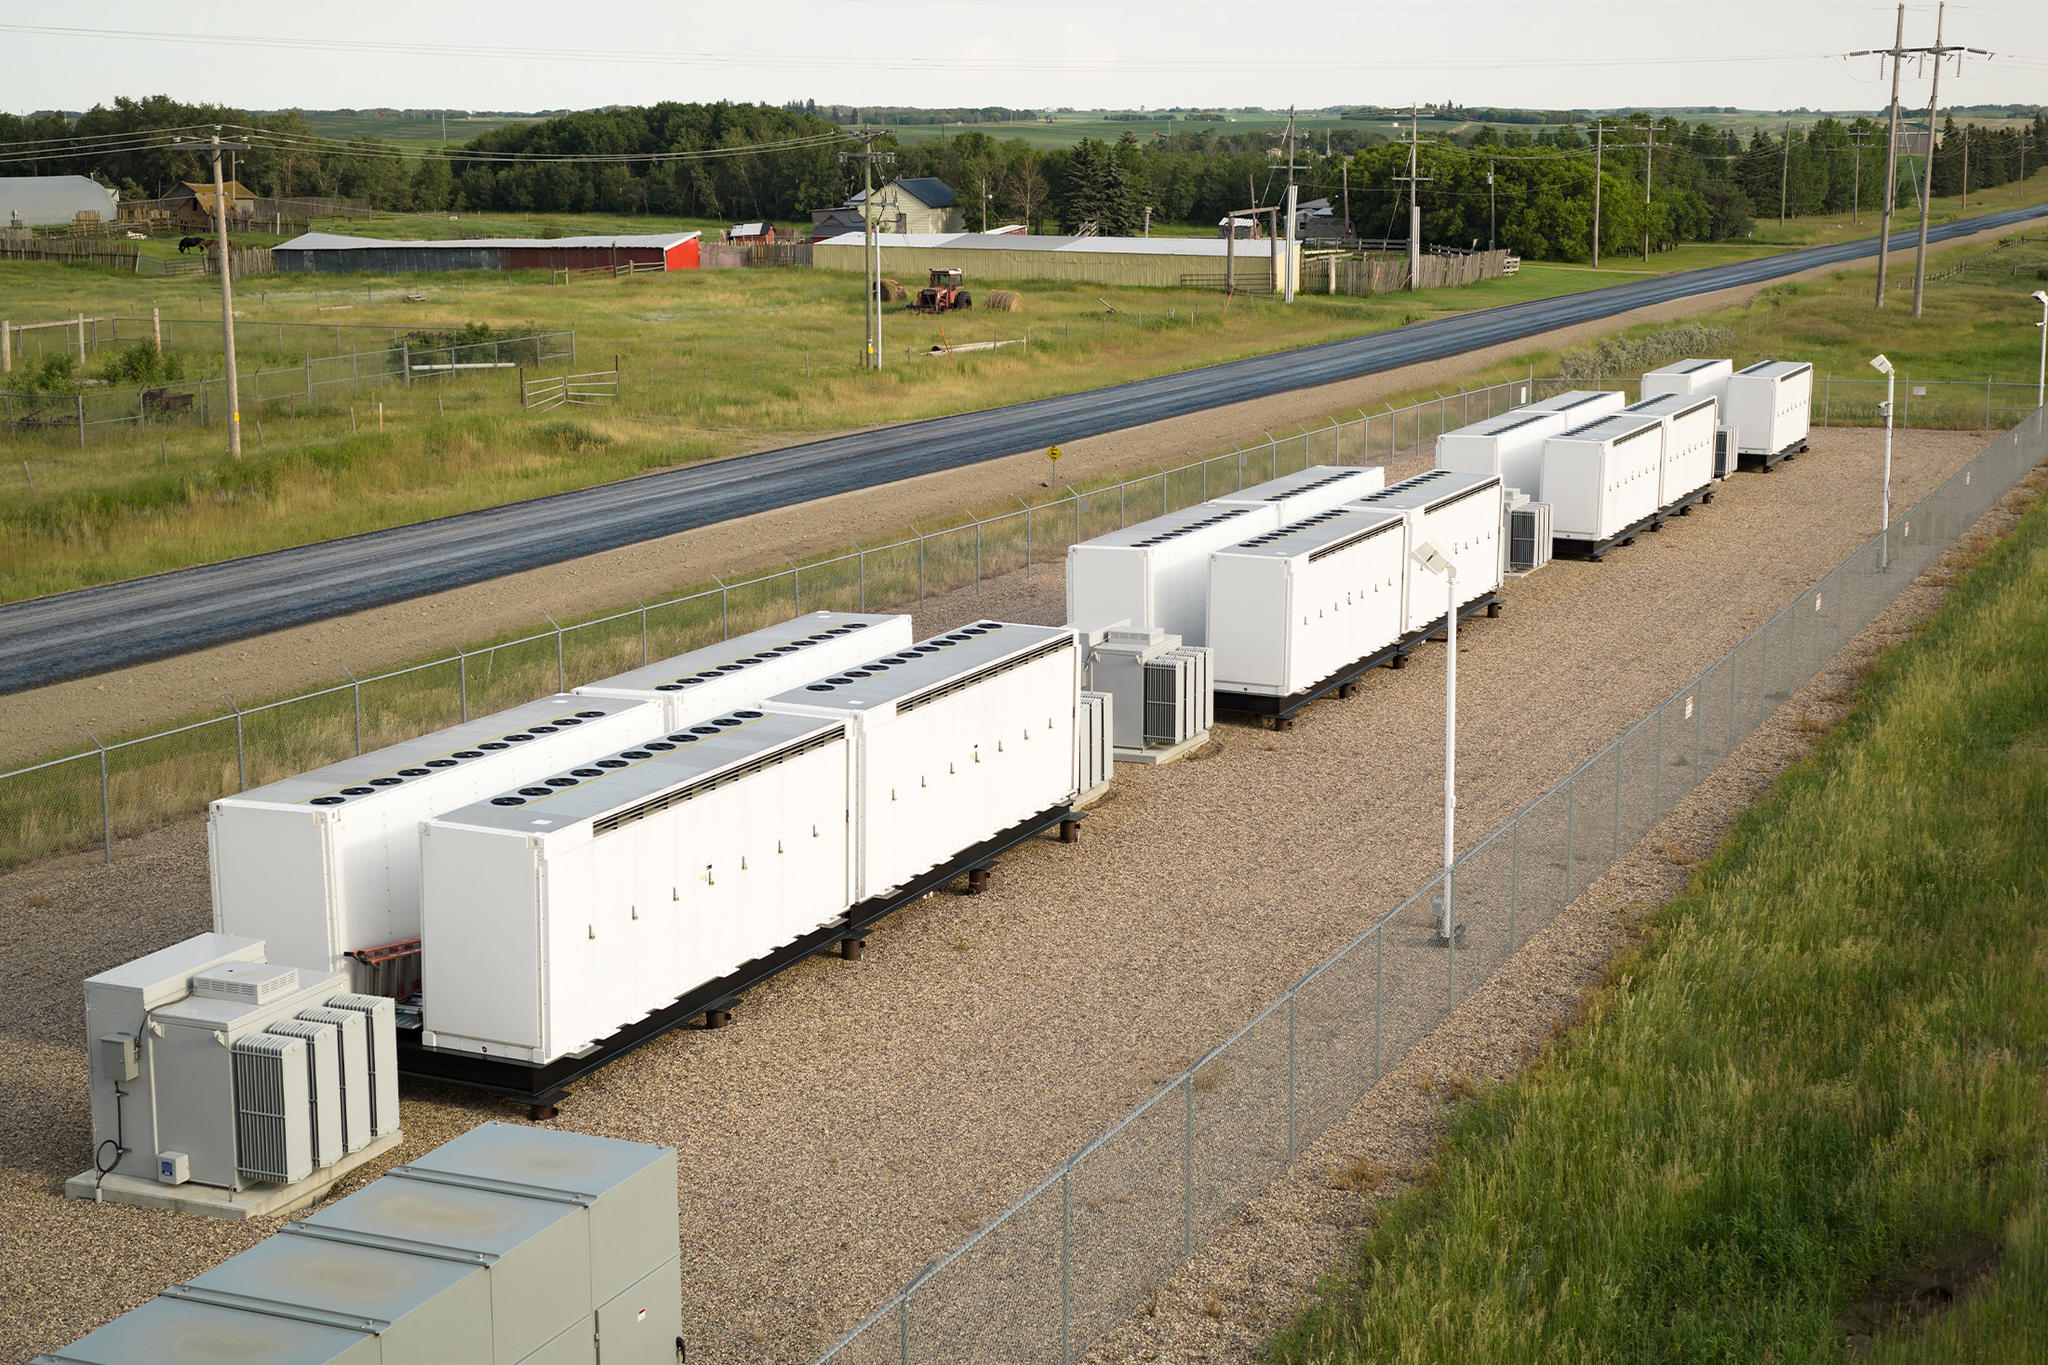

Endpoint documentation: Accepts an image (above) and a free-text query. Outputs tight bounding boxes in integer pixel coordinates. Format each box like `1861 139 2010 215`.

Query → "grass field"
294 110 542 147
1272 468 2048 1363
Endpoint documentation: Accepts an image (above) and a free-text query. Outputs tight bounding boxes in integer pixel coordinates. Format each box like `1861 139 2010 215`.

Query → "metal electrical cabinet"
1347 471 1505 632
1623 393 1720 509
209 695 663 985
572 611 912 730
1207 507 1408 699
1434 409 1574 502
37 1123 682 1365
1540 415 1666 549
420 711 855 1065
1212 465 1386 522
1724 360 1813 460
1520 389 1626 423
1066 503 1280 647
1076 691 1113 795
767 621 1080 901
1641 357 1733 402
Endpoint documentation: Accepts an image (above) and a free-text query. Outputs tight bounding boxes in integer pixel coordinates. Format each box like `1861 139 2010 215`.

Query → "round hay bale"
877 277 908 302
985 289 1023 312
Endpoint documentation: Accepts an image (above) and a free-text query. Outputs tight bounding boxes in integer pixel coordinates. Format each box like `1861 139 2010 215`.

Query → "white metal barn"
209 695 662 984
1348 471 1505 632
1723 361 1813 460
1207 507 1409 699
419 710 855 1065
1641 358 1734 402
1066 503 1281 646
1212 465 1387 522
573 612 913 729
766 621 1081 902
1623 393 1720 510
1540 415 1666 548
1435 409 1576 501
1521 389 1626 423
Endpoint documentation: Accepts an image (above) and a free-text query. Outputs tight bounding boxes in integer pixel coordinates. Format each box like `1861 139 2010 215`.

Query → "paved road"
6 205 2043 694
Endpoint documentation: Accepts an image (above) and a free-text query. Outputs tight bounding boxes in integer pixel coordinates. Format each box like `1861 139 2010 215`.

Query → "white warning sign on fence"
1684 695 1694 720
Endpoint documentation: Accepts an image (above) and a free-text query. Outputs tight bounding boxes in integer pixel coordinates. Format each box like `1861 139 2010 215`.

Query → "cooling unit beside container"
1723 360 1813 468
68 933 403 1219
35 1123 683 1365
1508 500 1555 574
1520 388 1627 423
1212 464 1387 522
1714 425 1739 479
767 621 1082 900
1066 502 1281 647
209 693 662 993
1623 393 1720 513
1640 357 1734 403
1075 690 1113 804
1206 506 1408 717
1082 626 1213 761
1434 408 1575 502
418 709 855 1068
1540 414 1666 557
1346 470 1505 635
572 610 912 730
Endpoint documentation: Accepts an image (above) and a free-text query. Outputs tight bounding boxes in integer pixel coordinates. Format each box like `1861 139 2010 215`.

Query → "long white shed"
1540 414 1665 549
1724 360 1813 461
1347 470 1505 632
1207 507 1408 700
1623 393 1720 510
1641 358 1733 402
766 621 1080 902
573 612 912 729
1066 503 1280 647
419 710 855 1064
1212 465 1386 522
209 694 663 985
1435 409 1574 501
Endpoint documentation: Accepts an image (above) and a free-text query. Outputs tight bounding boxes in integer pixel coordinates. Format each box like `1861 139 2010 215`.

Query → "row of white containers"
1644 356 1813 460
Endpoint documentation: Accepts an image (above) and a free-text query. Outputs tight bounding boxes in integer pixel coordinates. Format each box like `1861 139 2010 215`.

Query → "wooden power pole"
176 128 250 459
1852 3 1909 308
839 130 894 370
1910 3 1988 319
1591 121 1607 268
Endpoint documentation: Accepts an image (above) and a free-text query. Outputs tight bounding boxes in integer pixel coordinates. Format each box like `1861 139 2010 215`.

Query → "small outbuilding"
843 177 966 234
272 230 701 274
728 221 777 244
160 180 259 231
2 174 119 228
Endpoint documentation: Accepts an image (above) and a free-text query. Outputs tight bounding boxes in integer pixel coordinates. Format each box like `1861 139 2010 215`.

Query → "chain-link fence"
0 373 2030 869
805 404 2047 1365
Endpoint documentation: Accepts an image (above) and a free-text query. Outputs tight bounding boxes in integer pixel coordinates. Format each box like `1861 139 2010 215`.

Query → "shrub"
99 341 186 388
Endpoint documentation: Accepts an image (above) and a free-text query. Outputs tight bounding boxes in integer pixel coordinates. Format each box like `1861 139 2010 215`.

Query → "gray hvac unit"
230 1033 313 1186
1167 646 1214 734
1143 648 1211 746
1714 425 1738 479
263 1017 343 1169
326 992 400 1139
297 1006 371 1154
1509 502 1554 573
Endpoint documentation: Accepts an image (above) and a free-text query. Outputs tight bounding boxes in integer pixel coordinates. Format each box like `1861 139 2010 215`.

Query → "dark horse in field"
178 236 208 254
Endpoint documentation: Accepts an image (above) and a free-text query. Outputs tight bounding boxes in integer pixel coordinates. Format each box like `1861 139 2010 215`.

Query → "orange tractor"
912 267 972 313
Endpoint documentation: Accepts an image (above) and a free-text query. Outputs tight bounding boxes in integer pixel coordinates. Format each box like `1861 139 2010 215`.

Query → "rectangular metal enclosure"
1520 389 1627 422
1347 471 1505 632
1077 691 1112 793
1067 503 1281 647
1624 393 1721 509
1640 357 1733 401
1540 415 1666 545
1724 360 1813 457
766 621 1081 901
1207 507 1408 698
420 710 855 1065
573 611 912 730
1435 409 1575 502
1212 464 1387 522
209 694 662 985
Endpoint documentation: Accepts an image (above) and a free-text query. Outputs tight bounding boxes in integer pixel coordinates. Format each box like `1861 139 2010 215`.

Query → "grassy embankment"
1272 480 2048 1361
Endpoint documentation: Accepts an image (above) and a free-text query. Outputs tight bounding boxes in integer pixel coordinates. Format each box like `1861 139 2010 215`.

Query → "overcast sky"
4 1 2044 118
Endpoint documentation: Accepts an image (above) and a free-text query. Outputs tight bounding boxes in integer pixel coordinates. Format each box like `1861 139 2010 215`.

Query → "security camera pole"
1870 353 1895 570
2032 290 2048 407
177 128 251 458
1412 539 1461 946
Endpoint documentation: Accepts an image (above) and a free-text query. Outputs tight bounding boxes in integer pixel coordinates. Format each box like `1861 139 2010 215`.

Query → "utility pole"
1278 105 1306 303
1960 123 1970 211
1641 125 1657 263
176 128 250 459
1911 3 1988 319
1394 105 1433 290
839 129 894 370
1780 125 1795 226
1487 160 1496 252
1854 4 1910 307
1341 160 1351 242
1591 121 1606 268
1849 129 1868 224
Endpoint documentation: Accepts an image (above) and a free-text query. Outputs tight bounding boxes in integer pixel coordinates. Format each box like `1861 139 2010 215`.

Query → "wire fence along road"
1 203 2042 691
0 373 2028 872
809 407 2048 1365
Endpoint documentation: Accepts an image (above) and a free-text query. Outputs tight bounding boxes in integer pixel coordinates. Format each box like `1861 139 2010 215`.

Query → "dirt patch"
1839 1237 2004 1353
11 219 2026 769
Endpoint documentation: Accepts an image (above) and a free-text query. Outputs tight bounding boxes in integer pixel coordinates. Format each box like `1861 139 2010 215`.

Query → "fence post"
1562 776 1575 899
630 596 649 663
225 694 246 792
401 339 411 388
544 614 566 691
519 365 526 410
342 667 363 754
1654 705 1665 818
305 352 312 399
85 727 112 865
918 534 926 612
1286 992 1298 1160
76 394 85 448
1 318 9 375
1060 1169 1073 1365
1507 820 1520 952
1183 1074 1196 1256
713 575 730 639
1612 749 1622 858
152 307 161 355
451 640 469 721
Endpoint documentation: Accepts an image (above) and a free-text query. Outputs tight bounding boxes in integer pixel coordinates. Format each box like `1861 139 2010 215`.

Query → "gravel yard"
0 426 2013 1362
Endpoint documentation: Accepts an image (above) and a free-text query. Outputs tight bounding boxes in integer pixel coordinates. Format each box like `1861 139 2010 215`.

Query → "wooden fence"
1300 248 1514 296
0 237 142 269
700 241 813 269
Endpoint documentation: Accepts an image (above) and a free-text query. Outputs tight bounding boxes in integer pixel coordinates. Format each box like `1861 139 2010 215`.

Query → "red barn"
272 231 701 274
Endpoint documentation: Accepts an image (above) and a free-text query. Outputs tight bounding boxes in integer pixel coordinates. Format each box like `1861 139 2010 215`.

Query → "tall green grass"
1272 482 2048 1362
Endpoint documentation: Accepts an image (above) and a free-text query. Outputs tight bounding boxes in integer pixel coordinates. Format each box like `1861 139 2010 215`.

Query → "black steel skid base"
396 803 1081 1112
1552 511 1661 562
1739 438 1809 473
1652 482 1712 525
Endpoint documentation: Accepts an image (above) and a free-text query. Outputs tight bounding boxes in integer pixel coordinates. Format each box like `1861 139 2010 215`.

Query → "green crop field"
1274 468 2048 1363
292 110 542 147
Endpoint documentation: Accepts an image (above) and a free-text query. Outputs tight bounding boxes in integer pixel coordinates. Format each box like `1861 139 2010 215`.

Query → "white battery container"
1623 393 1720 509
1540 415 1665 544
1723 360 1813 457
420 710 854 1064
1347 471 1505 633
1641 357 1734 402
572 611 911 729
1067 503 1281 647
209 694 662 985
1435 408 1576 501
1207 507 1408 698
766 621 1080 902
1212 465 1386 522
1521 389 1627 422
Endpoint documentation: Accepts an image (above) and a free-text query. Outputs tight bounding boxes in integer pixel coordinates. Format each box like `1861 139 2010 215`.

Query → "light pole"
1871 353 1895 570
2032 290 2048 408
1413 539 1462 947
